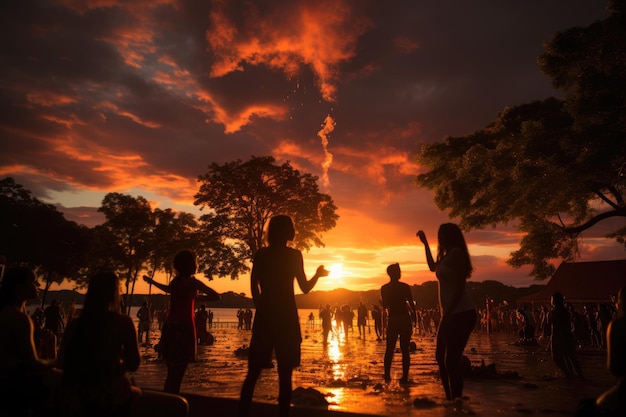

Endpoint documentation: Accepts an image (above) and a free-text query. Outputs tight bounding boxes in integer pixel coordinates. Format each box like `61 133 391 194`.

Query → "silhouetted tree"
415 5 626 279
98 193 154 312
149 208 201 281
194 156 339 278
0 177 89 303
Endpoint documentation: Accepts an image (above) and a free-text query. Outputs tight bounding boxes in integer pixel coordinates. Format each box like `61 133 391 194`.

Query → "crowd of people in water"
0 217 624 417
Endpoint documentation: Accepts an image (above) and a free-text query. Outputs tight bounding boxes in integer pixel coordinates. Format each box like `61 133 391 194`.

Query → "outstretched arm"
143 275 170 294
417 231 436 271
195 279 220 302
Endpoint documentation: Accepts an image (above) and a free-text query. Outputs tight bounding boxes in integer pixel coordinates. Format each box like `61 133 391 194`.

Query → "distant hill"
36 281 545 311
294 280 545 310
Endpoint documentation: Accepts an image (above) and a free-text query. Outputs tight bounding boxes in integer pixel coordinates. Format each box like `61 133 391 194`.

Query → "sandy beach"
129 308 614 416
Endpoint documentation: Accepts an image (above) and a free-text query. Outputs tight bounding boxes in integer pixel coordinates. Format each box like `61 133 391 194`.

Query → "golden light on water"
326 336 346 411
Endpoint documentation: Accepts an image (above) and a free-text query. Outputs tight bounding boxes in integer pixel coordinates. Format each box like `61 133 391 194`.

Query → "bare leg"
239 365 262 417
384 334 397 381
164 360 188 394
277 365 293 417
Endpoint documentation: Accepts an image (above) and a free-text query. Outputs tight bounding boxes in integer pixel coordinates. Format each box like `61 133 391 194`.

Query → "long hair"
82 271 121 314
0 266 36 309
436 223 473 279
266 215 295 246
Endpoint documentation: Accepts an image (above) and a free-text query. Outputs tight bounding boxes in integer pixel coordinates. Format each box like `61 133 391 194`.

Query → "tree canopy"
415 4 626 280
194 156 339 278
0 177 90 304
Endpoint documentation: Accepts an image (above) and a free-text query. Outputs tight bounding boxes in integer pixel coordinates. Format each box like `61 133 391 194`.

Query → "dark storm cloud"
0 0 615 287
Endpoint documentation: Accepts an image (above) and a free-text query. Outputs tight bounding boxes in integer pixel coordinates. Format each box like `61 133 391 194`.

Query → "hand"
142 275 151 283
416 230 427 244
316 265 330 278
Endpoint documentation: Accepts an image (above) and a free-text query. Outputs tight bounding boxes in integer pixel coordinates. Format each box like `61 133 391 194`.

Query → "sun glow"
329 263 344 281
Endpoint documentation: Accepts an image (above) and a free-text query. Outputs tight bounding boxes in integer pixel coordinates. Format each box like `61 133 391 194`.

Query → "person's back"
239 214 328 417
381 263 414 383
253 246 301 319
61 311 139 416
381 280 412 319
167 276 199 322
44 301 62 333
59 272 140 417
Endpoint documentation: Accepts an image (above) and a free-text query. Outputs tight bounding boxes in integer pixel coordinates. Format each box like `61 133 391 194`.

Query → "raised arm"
295 251 329 294
416 230 436 271
143 275 170 294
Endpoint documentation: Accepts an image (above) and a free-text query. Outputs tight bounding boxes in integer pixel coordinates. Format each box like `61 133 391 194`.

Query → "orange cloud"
26 91 78 107
97 101 161 128
40 114 86 129
195 90 289 133
41 132 198 204
207 0 372 102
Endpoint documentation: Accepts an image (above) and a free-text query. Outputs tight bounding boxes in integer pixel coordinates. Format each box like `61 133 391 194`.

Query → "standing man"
137 301 151 345
357 302 368 338
381 263 415 384
319 304 333 345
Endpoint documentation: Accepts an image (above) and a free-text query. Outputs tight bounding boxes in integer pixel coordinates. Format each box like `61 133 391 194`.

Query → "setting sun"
329 263 345 281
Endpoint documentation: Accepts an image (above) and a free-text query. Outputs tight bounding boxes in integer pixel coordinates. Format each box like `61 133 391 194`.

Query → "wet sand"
132 309 614 416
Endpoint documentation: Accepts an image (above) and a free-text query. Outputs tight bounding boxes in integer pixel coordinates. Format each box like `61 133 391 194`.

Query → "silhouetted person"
59 271 141 416
357 301 368 338
0 266 60 416
517 304 537 344
137 301 151 345
418 224 477 402
371 304 383 340
43 299 64 356
244 308 253 330
595 286 626 415
320 304 333 345
238 215 328 417
550 292 583 379
381 263 415 383
195 304 209 344
60 271 189 417
144 250 220 394
237 308 245 329
339 304 353 337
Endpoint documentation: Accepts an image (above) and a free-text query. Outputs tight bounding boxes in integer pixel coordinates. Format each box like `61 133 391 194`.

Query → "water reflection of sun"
326 336 346 410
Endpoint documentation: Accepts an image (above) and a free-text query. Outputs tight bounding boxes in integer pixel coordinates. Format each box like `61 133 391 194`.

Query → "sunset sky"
2 1 623 297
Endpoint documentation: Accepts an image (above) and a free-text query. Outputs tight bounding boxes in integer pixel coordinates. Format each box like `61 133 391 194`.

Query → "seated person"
0 266 60 416
58 271 188 417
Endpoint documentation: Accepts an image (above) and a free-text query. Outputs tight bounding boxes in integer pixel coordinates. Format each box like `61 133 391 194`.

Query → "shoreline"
132 324 614 416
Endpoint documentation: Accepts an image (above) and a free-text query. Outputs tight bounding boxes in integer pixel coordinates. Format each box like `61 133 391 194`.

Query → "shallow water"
131 309 614 416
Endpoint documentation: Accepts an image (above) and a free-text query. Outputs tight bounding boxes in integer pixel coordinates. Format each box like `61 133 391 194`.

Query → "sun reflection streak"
325 335 346 410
